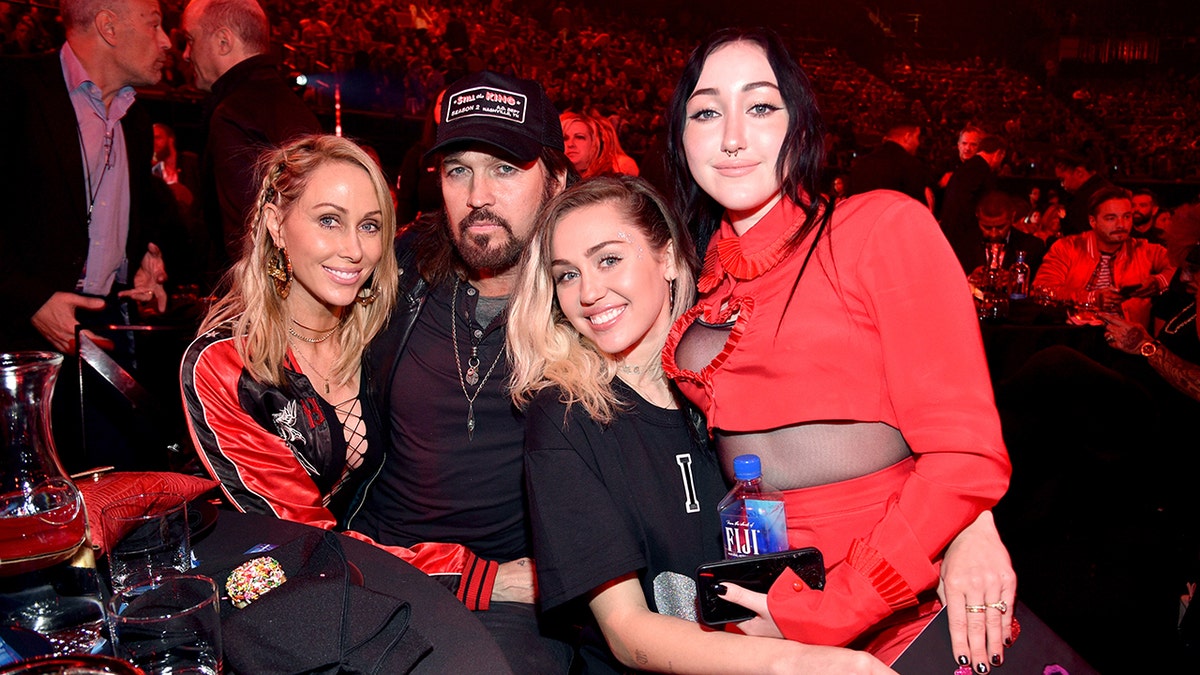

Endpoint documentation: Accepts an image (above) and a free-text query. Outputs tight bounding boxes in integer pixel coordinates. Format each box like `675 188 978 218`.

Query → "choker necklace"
451 278 505 441
288 318 340 343
289 340 333 394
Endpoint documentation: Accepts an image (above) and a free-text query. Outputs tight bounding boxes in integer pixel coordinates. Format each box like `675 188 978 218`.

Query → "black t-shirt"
524 379 726 619
353 279 529 561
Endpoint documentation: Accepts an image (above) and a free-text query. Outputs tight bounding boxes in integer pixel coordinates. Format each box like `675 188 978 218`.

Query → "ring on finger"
965 604 987 613
987 601 1008 613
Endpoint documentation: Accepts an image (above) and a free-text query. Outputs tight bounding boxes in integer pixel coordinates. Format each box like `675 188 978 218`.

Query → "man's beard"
1131 212 1150 227
453 208 526 272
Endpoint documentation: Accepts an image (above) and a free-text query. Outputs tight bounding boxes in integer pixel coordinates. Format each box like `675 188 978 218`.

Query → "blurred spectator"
847 122 934 210
941 134 1008 270
1131 188 1167 245
560 111 617 178
960 190 1047 277
595 114 639 176
1053 141 1114 237
183 0 322 288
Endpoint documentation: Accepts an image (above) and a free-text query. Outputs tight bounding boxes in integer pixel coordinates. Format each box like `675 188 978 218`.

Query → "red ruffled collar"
697 197 810 293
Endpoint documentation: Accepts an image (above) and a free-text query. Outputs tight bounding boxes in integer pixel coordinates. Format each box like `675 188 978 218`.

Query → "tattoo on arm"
635 649 649 666
1152 349 1200 402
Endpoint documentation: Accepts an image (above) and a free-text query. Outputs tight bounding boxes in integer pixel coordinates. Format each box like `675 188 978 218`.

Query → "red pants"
776 458 941 664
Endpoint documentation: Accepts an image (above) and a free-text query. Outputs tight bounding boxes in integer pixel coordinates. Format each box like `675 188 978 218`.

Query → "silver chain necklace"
451 278 504 441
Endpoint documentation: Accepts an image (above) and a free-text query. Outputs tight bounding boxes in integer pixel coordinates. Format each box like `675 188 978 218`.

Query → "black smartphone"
695 547 825 626
1118 284 1141 297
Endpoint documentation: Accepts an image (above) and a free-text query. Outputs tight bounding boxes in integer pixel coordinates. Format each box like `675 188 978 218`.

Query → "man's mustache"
459 209 512 234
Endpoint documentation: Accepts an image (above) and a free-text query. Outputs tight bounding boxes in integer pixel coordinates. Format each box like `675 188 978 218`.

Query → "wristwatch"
1138 340 1160 358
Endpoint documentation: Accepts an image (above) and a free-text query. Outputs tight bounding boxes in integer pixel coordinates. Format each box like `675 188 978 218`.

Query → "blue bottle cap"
732 454 762 481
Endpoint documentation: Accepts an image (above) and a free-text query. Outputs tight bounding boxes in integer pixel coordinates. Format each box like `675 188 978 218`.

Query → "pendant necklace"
451 278 504 440
289 340 333 394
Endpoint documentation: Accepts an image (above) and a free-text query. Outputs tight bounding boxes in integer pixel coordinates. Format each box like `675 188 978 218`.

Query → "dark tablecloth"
190 510 512 674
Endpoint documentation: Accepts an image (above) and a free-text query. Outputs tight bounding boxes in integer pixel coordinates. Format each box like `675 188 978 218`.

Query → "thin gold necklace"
1163 301 1196 335
288 318 340 344
289 341 334 394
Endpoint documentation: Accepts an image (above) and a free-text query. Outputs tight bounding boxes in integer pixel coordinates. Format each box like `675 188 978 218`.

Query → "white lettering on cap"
445 86 528 125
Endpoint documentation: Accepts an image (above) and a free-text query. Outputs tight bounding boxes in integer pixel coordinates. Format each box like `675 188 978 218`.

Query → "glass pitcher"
0 352 107 662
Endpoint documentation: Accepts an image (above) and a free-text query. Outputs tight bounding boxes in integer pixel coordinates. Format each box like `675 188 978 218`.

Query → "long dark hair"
666 26 833 258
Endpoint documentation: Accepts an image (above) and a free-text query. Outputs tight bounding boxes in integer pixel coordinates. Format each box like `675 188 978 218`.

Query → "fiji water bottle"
718 454 788 559
1010 250 1031 300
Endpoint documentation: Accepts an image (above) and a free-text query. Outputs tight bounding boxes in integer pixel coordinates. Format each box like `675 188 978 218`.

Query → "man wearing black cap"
345 71 577 673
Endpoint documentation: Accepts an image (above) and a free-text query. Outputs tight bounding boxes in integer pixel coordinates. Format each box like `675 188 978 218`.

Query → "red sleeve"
768 199 1011 645
180 337 499 610
1031 238 1079 302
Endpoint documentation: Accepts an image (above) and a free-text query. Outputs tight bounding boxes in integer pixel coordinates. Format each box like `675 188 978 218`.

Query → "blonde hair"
198 134 399 387
508 176 697 424
560 111 619 179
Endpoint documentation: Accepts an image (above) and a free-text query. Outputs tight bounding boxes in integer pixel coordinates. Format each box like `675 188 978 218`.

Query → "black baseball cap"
425 71 563 163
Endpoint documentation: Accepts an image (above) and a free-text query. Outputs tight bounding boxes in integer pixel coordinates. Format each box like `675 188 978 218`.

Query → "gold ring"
965 604 987 613
988 601 1008 613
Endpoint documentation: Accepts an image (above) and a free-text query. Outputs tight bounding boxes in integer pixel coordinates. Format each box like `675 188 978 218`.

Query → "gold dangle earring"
267 246 292 298
356 284 378 306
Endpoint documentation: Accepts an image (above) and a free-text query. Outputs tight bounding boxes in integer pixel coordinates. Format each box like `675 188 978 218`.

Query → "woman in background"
562 111 620 178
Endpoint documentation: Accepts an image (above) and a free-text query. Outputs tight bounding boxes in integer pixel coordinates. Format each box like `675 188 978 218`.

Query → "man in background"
1131 188 1167 245
940 134 1008 270
1034 185 1173 328
959 190 1047 277
1053 142 1114 237
182 0 320 287
848 121 935 210
0 0 176 470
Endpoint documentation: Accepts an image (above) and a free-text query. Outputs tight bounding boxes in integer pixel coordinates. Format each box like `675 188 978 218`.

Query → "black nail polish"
975 663 989 674
957 655 970 666
1004 637 1014 648
714 583 727 596
991 654 1002 667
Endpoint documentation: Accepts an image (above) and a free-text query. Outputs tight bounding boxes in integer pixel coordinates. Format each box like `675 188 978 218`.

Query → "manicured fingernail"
975 663 989 674
991 654 1002 667
1004 637 1014 647
714 583 727 596
957 655 970 666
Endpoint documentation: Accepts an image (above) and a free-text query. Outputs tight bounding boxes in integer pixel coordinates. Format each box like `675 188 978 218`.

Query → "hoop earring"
356 285 378 306
267 246 292 298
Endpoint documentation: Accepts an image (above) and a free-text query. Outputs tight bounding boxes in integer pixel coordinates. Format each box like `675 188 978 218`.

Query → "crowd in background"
2 0 1197 186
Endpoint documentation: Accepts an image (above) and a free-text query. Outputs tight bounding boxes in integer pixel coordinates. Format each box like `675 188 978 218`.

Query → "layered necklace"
286 317 343 394
287 317 341 343
451 278 505 441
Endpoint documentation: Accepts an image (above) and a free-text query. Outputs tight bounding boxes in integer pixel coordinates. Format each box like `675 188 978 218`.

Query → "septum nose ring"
723 148 739 157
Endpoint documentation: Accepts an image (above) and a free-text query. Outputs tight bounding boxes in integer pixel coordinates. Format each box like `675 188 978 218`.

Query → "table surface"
979 299 1109 383
190 509 512 674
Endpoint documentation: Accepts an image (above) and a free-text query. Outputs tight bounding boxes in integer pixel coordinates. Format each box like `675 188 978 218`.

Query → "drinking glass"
101 493 191 595
1069 290 1101 325
108 574 222 675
